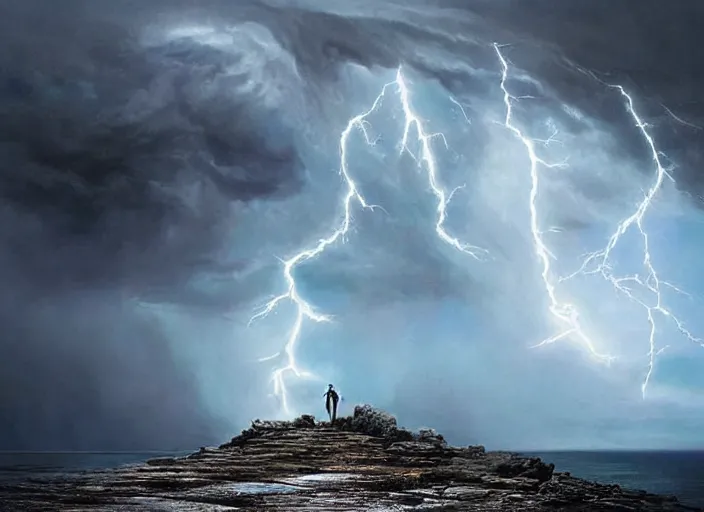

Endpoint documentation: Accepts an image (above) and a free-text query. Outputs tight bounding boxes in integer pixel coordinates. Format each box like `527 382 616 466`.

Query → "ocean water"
1 450 702 508
525 450 704 509
0 451 188 481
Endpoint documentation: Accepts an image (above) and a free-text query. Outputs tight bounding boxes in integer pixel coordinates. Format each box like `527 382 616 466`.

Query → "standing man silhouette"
323 384 340 423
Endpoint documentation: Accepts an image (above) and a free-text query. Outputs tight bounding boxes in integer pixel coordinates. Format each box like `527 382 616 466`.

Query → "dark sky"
1 0 702 451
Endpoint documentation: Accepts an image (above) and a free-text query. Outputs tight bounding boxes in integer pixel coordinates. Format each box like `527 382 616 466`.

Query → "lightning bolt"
494 43 702 397
396 69 489 260
247 83 392 416
250 69 487 416
493 43 614 364
561 83 704 397
661 103 703 131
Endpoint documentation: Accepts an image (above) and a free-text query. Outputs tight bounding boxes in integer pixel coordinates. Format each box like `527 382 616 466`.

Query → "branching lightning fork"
561 79 704 397
396 69 490 260
249 44 698 412
250 69 487 415
493 43 614 364
494 43 702 397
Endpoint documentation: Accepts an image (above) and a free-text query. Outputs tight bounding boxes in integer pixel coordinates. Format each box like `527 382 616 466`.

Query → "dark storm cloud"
0 0 305 449
252 0 704 201
0 3 304 290
2 0 702 450
177 0 703 208
469 0 704 202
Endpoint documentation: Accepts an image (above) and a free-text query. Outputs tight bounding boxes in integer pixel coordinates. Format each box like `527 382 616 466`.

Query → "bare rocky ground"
0 405 700 511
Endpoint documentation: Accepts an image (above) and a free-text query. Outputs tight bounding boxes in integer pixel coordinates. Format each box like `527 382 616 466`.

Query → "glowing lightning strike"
493 43 614 364
494 43 703 398
560 83 704 397
247 83 393 416
396 69 489 260
250 69 487 416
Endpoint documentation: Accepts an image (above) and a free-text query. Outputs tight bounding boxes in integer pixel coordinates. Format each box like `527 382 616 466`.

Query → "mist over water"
1 0 703 452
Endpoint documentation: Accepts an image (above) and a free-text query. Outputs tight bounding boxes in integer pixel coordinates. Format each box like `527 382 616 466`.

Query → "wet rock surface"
0 406 699 511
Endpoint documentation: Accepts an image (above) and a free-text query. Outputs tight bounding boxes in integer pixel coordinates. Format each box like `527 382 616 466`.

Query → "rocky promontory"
0 405 699 511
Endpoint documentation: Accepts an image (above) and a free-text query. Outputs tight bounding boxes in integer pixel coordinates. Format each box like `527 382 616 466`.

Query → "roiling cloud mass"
1 0 703 450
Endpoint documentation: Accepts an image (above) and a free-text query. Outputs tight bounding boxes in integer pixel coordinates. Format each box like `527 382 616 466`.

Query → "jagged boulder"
390 427 415 443
460 445 486 458
415 428 447 447
494 456 555 483
350 405 398 437
385 427 452 456
292 414 316 428
334 405 415 445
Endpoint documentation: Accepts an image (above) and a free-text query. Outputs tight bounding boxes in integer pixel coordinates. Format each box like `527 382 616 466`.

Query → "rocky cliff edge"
0 405 699 511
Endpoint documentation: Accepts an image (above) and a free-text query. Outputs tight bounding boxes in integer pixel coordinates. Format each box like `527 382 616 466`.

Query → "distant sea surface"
0 451 189 481
525 450 704 509
0 450 702 508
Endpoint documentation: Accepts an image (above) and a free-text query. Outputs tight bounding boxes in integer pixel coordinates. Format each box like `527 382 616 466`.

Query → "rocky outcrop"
0 406 699 511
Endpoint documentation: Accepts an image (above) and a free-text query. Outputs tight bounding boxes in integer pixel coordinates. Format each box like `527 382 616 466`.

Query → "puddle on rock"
219 482 302 495
288 473 360 484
